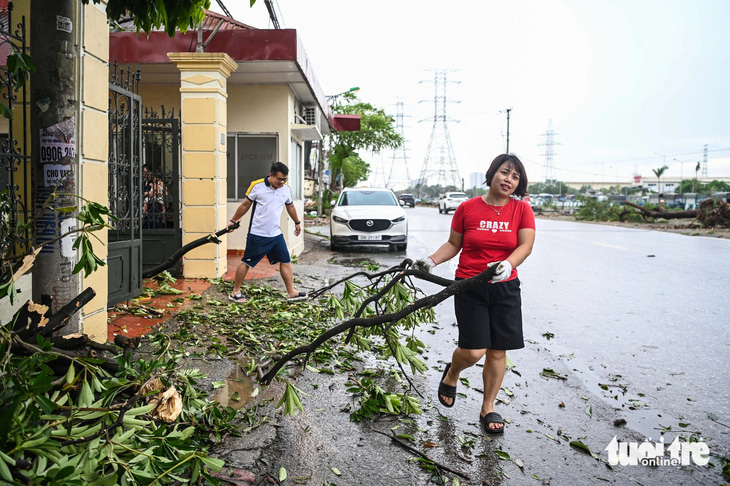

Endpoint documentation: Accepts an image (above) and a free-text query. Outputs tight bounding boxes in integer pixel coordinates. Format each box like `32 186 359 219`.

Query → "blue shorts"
242 233 291 267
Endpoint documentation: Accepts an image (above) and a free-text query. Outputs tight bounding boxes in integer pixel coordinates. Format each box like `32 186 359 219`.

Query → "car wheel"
438 206 443 214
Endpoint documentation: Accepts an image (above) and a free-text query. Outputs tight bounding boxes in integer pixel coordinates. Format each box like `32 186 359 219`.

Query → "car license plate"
358 235 382 241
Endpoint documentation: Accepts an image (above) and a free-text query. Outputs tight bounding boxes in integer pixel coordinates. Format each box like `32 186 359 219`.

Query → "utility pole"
505 108 511 153
31 0 82 331
316 140 325 217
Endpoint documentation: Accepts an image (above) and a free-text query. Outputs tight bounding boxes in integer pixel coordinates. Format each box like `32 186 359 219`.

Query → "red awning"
329 114 361 132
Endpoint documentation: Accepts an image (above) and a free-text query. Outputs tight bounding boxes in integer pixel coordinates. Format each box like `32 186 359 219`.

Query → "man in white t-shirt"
226 162 306 303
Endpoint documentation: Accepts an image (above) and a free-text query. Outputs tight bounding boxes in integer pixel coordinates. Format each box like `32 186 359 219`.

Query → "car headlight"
332 215 349 224
391 216 406 223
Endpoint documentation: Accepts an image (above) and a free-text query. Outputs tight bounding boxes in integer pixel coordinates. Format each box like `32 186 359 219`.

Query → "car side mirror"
330 199 336 206
399 199 405 206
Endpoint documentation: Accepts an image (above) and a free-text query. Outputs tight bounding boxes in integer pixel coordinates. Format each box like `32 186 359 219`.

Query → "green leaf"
55 205 78 213
494 450 511 460
88 473 119 486
35 395 58 414
79 379 94 407
569 440 599 460
0 101 12 120
200 456 224 472
584 405 592 418
211 381 225 389
331 467 341 476
0 456 12 482
278 466 287 481
277 383 304 416
66 363 76 384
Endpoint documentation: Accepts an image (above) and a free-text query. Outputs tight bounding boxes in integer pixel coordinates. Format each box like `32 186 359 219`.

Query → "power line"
214 0 232 19
263 0 281 28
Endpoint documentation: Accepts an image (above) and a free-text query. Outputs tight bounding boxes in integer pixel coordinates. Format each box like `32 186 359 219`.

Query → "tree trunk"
623 201 699 220
30 0 81 333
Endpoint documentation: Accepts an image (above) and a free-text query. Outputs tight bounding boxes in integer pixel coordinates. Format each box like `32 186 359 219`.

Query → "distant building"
562 176 730 193
468 172 484 189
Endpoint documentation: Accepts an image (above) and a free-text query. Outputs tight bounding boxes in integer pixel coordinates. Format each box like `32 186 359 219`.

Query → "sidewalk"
107 251 279 341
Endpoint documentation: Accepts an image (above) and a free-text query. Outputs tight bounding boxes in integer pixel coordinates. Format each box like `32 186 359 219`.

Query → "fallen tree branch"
41 287 97 337
260 264 497 385
309 258 455 300
371 428 470 481
142 222 239 278
12 335 121 374
622 201 698 220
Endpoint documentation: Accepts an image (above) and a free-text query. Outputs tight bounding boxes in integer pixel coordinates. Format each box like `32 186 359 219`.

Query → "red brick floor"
107 251 279 341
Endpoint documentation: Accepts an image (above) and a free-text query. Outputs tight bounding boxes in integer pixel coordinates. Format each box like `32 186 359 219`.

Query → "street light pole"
673 158 690 195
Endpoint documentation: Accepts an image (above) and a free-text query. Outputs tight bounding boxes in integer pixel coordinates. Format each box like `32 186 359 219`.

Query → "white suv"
330 187 408 251
438 192 468 214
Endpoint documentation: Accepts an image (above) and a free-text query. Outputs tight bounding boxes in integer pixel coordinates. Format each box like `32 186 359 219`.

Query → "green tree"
652 165 669 193
704 180 730 193
694 161 701 192
329 92 402 189
528 181 578 196
86 0 212 35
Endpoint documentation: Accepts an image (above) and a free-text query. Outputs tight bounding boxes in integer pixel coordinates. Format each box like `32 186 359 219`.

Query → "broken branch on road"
371 428 471 481
260 261 498 385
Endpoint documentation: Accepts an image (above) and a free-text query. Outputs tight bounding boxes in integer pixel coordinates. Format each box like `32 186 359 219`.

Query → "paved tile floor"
107 251 278 341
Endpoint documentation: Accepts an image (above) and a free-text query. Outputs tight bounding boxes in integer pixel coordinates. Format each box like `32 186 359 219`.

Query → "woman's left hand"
490 260 513 282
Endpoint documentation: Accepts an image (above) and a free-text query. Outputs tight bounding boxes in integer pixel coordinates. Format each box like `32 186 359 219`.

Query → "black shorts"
453 277 524 350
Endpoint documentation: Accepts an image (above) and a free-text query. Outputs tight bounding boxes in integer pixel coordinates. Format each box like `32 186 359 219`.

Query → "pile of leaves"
574 197 645 223
0 331 239 485
171 273 436 420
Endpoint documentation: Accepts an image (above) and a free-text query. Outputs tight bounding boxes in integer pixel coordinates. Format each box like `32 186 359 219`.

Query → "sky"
210 0 730 185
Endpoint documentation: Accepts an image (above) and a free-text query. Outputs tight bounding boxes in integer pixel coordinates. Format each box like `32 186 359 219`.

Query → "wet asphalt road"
213 208 729 485
406 207 730 435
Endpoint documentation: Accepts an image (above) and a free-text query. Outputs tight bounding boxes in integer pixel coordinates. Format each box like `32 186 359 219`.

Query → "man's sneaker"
228 293 247 303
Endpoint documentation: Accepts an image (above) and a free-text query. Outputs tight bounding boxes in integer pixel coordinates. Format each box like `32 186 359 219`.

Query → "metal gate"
141 107 181 276
107 64 143 306
0 4 31 265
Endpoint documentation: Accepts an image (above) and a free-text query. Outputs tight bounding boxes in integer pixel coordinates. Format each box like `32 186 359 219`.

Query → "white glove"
489 260 513 282
413 257 436 274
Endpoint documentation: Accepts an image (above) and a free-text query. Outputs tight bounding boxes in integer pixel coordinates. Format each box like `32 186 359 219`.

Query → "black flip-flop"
287 291 308 302
437 363 457 408
480 412 505 434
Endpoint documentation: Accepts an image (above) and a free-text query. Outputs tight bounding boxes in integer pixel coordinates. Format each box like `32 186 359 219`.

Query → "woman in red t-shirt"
413 153 536 434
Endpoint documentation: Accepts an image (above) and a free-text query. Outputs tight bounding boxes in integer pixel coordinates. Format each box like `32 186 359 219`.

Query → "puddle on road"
212 364 254 410
336 257 379 268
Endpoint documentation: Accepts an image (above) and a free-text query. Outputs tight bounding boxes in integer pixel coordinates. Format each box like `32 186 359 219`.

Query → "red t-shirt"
451 197 535 279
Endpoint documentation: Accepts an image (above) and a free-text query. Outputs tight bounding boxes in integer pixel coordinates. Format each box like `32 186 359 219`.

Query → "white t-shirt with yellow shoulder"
245 177 293 238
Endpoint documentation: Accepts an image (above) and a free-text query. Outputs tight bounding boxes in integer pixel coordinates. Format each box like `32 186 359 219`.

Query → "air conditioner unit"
304 106 319 128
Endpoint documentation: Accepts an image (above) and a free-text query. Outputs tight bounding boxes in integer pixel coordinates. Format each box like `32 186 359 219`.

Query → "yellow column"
168 53 237 278
80 2 110 342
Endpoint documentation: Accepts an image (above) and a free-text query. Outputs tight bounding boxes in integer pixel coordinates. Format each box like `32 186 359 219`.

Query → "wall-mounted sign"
56 15 72 33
